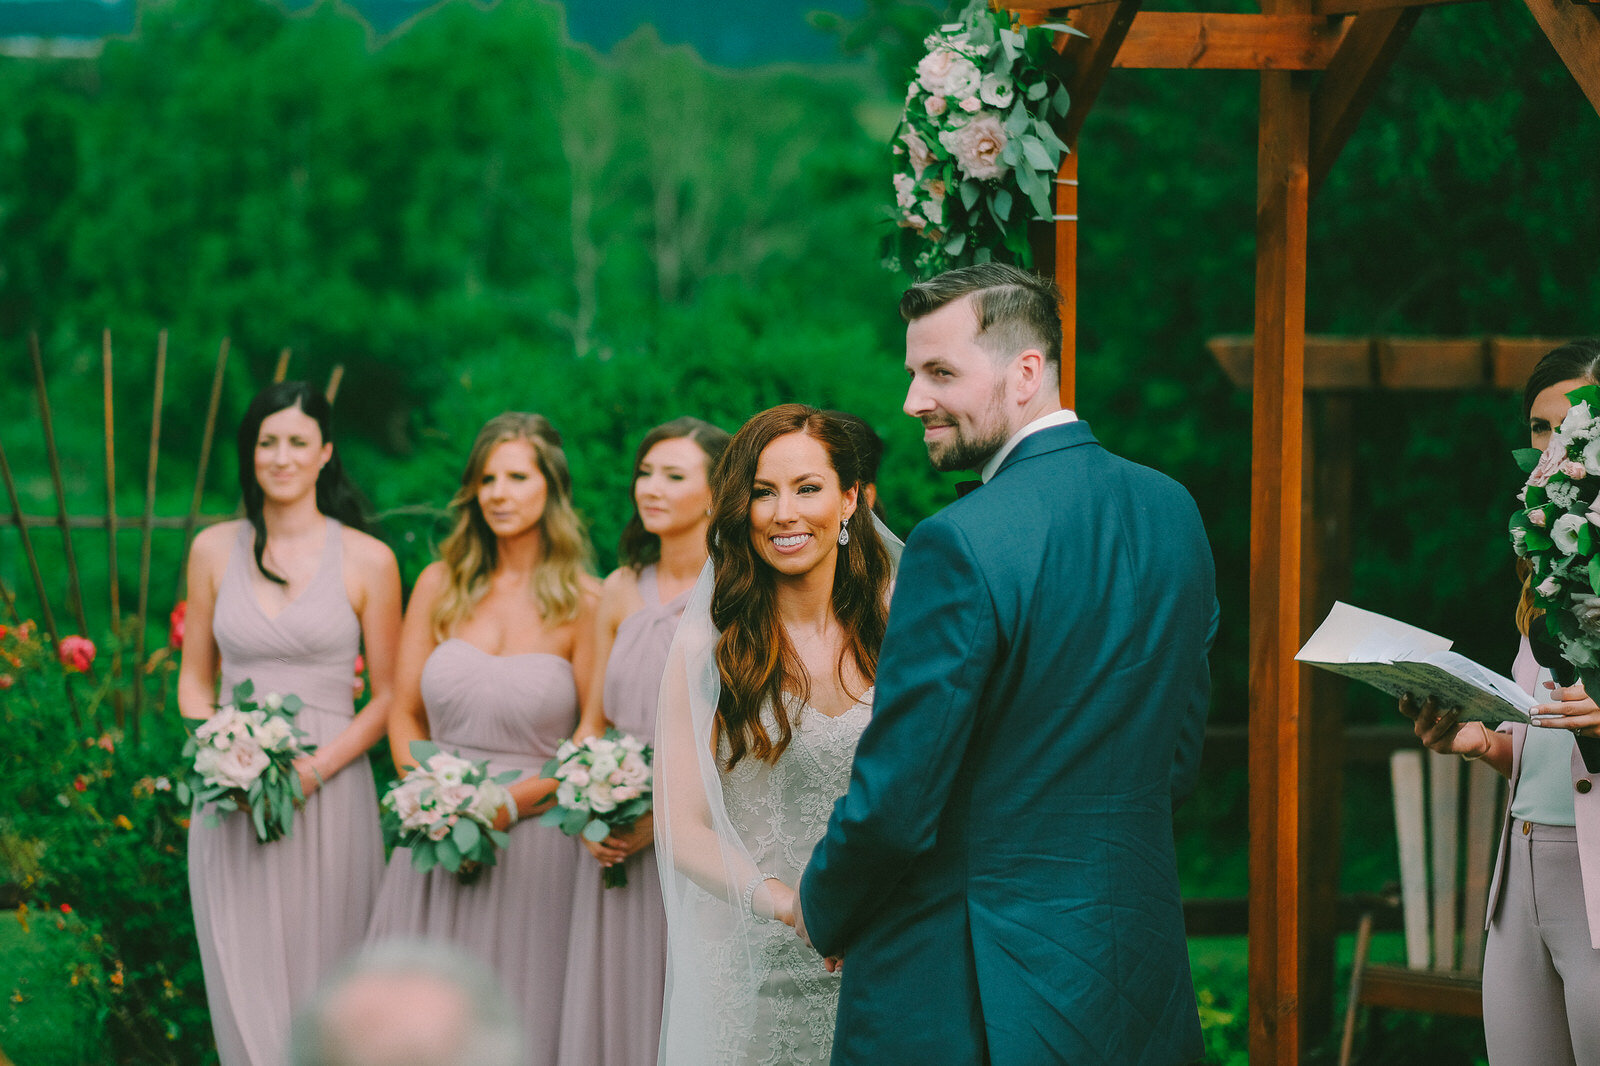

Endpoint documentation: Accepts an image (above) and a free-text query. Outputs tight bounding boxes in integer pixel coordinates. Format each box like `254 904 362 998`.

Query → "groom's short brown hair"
898 264 1062 375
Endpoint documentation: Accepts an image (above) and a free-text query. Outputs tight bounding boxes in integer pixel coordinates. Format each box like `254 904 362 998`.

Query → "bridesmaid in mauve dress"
558 418 730 1066
366 412 597 1066
177 383 402 1066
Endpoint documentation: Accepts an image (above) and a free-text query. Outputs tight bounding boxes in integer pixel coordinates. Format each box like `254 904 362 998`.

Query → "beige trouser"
1482 820 1600 1066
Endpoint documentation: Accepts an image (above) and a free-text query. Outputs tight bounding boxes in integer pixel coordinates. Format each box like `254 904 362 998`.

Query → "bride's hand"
762 879 798 927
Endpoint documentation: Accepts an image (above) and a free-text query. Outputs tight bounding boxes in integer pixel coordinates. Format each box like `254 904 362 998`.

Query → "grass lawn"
0 911 106 1066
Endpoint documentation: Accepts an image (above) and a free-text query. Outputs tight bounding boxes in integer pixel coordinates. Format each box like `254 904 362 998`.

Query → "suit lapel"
991 421 1099 482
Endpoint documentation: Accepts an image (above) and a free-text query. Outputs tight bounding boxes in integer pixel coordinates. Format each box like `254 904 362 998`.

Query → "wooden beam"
1523 0 1600 118
1313 0 1476 16
1058 0 1144 144
1208 334 1566 390
1113 12 1347 70
1248 60 1312 1066
1056 152 1078 410
1309 7 1422 194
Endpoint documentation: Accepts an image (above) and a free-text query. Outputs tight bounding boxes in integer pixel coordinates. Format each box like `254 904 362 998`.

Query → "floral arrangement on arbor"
888 0 1079 276
1511 383 1600 687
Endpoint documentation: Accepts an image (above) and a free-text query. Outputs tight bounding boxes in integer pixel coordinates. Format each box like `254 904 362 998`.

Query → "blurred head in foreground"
289 938 524 1066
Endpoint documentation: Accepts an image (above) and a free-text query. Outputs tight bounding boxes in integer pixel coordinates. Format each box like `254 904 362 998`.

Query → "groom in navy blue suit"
796 264 1216 1065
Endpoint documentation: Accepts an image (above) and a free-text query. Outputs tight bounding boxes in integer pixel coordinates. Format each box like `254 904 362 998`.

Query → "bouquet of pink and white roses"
540 729 652 888
1511 381 1600 688
380 742 518 884
176 679 316 843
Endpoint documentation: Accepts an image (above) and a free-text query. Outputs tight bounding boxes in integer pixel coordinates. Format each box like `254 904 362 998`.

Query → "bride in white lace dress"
655 405 897 1065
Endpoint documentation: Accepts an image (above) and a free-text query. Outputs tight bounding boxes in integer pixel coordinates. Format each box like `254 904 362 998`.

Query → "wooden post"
273 348 292 384
1056 152 1078 410
1248 61 1312 1064
30 333 90 638
133 331 168 728
103 330 126 726
176 337 230 603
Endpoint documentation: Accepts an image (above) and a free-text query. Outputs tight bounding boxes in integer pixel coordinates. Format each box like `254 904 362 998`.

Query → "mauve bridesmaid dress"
556 565 687 1066
366 636 582 1066
188 518 384 1066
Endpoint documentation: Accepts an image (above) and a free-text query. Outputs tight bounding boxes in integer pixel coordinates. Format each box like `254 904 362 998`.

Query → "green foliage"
0 624 210 1064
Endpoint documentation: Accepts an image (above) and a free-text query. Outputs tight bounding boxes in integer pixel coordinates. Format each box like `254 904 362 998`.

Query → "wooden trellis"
0 330 342 733
996 0 1600 1058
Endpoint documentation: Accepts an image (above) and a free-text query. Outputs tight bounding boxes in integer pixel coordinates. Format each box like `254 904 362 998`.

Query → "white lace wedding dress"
690 693 872 1065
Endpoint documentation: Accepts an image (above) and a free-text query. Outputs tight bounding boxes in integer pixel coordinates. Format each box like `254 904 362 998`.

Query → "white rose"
430 754 472 788
924 179 946 226
916 48 980 99
1566 402 1596 438
392 784 424 826
901 129 934 180
1553 512 1587 554
556 780 579 808
253 716 295 752
1538 575 1562 599
587 783 617 814
214 738 270 791
618 753 650 787
939 115 1008 181
194 746 223 783
979 73 1014 109
472 782 512 826
262 692 284 712
893 172 917 211
1581 438 1600 477
924 95 947 117
436 783 475 812
566 767 592 789
196 706 244 746
589 757 621 785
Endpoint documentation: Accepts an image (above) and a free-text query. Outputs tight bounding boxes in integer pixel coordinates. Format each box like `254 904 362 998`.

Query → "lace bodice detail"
697 691 871 1065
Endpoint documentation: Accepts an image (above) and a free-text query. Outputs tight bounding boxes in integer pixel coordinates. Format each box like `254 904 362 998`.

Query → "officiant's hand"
1532 680 1600 737
1398 694 1492 757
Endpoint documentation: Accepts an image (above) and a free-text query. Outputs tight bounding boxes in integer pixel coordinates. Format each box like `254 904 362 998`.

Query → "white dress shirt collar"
980 408 1079 484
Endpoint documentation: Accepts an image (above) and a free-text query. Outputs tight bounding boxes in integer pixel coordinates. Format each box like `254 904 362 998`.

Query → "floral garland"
888 0 1079 276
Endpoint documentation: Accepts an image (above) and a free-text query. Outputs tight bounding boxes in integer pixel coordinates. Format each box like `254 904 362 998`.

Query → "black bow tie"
955 480 982 499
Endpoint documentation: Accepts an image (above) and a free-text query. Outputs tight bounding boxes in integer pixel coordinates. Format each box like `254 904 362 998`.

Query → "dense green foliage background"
1 0 1597 1060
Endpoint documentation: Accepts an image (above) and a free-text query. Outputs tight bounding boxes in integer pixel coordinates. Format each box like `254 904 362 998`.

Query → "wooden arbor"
995 0 1600 1060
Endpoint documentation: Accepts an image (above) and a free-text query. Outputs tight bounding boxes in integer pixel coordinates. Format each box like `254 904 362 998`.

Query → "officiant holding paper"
1402 339 1600 1064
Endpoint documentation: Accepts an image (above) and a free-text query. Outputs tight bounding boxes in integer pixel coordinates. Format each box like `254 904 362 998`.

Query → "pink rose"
938 115 1008 181
214 738 270 790
427 817 455 841
1562 460 1587 481
1529 443 1565 487
612 785 641 802
901 129 934 180
58 636 95 674
924 95 947 118
1530 508 1549 527
958 96 981 113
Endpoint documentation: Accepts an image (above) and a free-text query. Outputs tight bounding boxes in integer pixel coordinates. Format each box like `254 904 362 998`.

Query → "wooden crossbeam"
1114 13 1348 70
1313 0 1477 15
1309 7 1423 194
1208 334 1565 390
1524 0 1600 118
1058 0 1144 143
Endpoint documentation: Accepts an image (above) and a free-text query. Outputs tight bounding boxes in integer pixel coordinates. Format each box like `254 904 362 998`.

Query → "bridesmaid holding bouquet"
178 382 402 1066
557 417 730 1066
367 412 596 1066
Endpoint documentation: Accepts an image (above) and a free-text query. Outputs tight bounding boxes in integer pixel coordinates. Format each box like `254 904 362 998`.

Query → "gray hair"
289 938 524 1066
898 263 1062 375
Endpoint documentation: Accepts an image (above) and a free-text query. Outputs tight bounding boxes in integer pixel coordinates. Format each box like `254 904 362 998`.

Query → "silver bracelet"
742 872 774 918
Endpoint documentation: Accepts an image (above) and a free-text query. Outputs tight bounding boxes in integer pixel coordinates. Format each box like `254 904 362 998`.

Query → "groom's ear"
1011 348 1047 404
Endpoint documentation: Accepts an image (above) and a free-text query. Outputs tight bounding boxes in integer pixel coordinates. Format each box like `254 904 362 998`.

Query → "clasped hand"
773 881 842 974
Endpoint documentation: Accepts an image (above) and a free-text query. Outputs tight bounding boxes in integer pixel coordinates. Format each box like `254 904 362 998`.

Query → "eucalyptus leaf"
561 807 589 835
1034 120 1070 156
1052 85 1071 117
1588 555 1600 597
1026 80 1048 101
436 836 461 869
975 246 993 265
281 694 303 713
945 231 967 255
251 802 268 842
1580 523 1594 557
1514 447 1545 473
453 817 481 852
960 180 981 211
581 819 611 843
538 808 564 828
488 829 510 848
234 679 254 700
1004 104 1030 136
1000 139 1021 166
409 740 441 764
493 769 520 785
1527 528 1555 552
992 187 1013 222
1022 137 1055 173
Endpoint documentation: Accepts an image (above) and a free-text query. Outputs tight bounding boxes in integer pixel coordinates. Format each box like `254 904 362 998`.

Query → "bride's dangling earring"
838 525 850 546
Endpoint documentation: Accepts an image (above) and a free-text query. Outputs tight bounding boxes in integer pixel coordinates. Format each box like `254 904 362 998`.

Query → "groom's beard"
922 387 1011 473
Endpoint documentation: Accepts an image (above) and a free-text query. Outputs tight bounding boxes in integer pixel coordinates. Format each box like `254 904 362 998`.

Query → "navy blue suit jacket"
798 421 1216 1066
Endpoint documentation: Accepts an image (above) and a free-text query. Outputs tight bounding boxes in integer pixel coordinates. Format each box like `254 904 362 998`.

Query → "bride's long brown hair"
708 405 892 770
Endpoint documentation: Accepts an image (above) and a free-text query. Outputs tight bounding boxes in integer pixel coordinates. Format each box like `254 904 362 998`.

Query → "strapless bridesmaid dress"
367 637 582 1066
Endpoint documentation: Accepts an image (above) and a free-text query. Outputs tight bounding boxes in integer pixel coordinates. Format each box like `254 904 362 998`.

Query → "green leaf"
1000 139 1021 167
992 187 1012 222
1021 136 1056 173
975 246 993 265
251 802 268 842
453 817 481 852
581 819 611 843
1003 103 1030 136
959 180 981 211
1514 448 1545 473
944 231 967 255
493 770 520 785
1588 555 1600 596
411 846 437 873
1026 80 1048 101
409 740 440 764
1527 484 1548 507
1581 523 1594 557
1526 528 1555 551
560 807 589 835
280 693 303 713
1034 120 1070 156
1052 85 1071 117
537 808 564 828
488 829 510 849
436 835 461 870
234 679 254 701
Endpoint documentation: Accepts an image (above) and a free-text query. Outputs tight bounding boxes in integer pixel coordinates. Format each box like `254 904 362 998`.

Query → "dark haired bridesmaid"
556 417 730 1066
178 381 401 1066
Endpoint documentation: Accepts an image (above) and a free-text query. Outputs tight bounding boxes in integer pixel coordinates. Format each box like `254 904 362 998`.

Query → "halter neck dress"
188 518 384 1066
366 636 582 1066
557 565 690 1066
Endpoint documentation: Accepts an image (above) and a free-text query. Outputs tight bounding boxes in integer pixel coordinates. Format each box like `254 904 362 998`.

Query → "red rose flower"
169 602 186 651
58 636 95 673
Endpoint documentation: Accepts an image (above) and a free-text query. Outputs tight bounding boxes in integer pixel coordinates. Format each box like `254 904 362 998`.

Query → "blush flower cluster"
177 680 316 843
379 741 518 884
540 730 653 888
